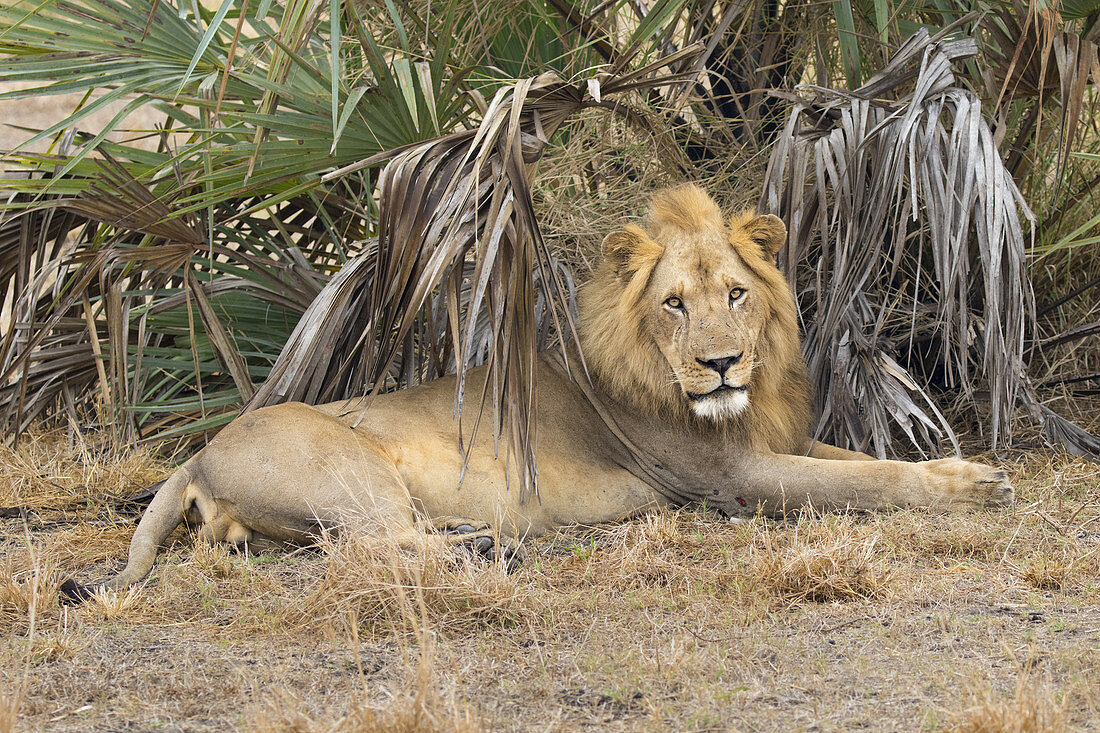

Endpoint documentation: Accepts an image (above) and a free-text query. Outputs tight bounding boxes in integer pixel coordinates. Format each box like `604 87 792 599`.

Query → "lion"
93 185 1013 591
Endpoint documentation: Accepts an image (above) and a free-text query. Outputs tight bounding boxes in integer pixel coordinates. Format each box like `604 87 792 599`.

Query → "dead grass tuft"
27 523 135 573
85 585 150 622
1019 552 1074 591
946 675 1067 732
920 526 1005 560
0 555 62 632
293 528 537 636
0 429 168 513
749 516 891 603
571 511 728 580
183 536 238 579
25 616 93 663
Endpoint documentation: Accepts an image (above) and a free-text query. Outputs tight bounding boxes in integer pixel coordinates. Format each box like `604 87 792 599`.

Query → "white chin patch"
691 390 750 421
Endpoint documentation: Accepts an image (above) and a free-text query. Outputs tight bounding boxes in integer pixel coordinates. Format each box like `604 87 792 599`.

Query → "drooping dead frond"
248 49 703 501
762 27 1033 457
983 3 1100 186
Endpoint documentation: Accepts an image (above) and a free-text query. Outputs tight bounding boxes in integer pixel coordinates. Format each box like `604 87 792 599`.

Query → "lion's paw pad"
451 534 525 573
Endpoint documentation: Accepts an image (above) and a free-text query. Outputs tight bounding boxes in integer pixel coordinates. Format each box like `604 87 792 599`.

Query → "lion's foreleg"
801 440 875 461
418 516 525 570
728 452 1013 515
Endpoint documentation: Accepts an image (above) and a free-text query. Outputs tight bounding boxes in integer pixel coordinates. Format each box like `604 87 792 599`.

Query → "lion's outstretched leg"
729 452 1013 516
802 440 875 461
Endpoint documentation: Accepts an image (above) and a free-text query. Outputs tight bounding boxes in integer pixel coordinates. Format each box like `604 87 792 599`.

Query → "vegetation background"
1 0 1099 730
1 0 1098 462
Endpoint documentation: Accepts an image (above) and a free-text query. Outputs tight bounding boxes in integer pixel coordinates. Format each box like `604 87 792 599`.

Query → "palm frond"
983 2 1100 188
762 25 1035 457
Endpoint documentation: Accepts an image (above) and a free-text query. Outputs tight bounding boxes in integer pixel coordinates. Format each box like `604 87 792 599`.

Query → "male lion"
98 186 1012 590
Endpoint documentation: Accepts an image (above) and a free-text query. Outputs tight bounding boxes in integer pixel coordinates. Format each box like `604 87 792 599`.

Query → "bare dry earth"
0 82 164 154
0 430 1097 733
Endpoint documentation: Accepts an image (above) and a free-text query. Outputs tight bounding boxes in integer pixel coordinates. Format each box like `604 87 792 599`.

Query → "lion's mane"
577 186 813 453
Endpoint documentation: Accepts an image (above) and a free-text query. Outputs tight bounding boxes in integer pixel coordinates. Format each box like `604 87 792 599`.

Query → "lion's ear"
745 214 787 258
602 224 663 278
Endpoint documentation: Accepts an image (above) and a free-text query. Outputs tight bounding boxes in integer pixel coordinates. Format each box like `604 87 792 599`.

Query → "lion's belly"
317 362 666 536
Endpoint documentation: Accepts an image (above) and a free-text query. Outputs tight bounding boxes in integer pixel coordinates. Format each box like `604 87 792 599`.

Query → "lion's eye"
664 296 683 310
729 288 746 304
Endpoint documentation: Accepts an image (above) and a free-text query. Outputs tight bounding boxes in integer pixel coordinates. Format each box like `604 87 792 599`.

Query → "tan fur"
101 186 1013 591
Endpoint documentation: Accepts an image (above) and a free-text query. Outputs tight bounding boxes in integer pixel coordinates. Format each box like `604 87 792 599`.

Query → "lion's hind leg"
195 512 253 547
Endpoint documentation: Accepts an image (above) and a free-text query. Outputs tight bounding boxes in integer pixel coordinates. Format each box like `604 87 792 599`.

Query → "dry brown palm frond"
762 25 1036 458
247 47 703 501
983 2 1100 185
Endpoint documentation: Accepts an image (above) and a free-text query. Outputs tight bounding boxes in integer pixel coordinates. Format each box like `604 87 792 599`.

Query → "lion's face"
580 185 798 428
643 225 771 420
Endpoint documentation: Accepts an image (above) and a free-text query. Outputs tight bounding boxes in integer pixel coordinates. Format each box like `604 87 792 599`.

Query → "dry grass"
946 675 1068 733
548 510 891 607
0 644 27 733
249 639 485 733
0 550 62 633
532 110 766 279
0 429 168 513
2 429 1100 729
1020 552 1075 591
750 515 891 604
0 544 52 733
294 528 539 637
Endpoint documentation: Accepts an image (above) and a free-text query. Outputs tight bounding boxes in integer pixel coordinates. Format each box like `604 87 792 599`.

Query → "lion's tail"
104 464 195 590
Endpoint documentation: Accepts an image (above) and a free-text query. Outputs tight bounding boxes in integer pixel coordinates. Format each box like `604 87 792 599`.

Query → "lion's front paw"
921 458 1014 510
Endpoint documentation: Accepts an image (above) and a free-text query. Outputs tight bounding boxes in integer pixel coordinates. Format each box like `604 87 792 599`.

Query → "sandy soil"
0 82 164 154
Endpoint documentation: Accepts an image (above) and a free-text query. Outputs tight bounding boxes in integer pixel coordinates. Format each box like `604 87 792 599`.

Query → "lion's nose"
697 353 742 374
